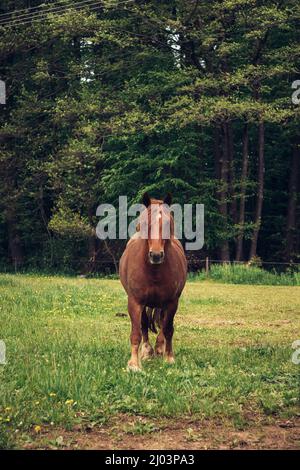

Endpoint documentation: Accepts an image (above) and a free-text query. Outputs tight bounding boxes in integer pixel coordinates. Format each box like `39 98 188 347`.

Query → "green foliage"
48 206 93 239
0 0 299 269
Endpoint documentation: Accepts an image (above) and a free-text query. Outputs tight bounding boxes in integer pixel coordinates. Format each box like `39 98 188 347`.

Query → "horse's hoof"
155 347 165 357
127 361 142 372
141 344 154 361
165 356 175 364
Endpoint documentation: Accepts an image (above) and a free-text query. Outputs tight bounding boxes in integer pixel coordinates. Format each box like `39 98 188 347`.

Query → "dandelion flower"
65 399 74 406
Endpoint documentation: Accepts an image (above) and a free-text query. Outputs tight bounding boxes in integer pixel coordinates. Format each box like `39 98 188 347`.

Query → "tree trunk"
249 121 265 260
104 240 118 274
83 209 97 274
7 214 23 271
226 122 237 224
236 123 249 261
39 185 53 266
213 125 221 179
215 124 230 262
285 141 299 261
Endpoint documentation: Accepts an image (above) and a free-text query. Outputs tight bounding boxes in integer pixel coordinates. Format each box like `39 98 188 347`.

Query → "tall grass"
190 264 300 286
1 262 299 286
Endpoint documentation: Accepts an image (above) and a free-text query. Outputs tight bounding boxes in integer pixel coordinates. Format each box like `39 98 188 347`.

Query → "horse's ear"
164 192 172 206
142 192 151 208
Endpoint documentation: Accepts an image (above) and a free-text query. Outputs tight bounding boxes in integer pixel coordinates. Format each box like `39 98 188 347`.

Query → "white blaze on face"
162 207 172 240
150 206 160 239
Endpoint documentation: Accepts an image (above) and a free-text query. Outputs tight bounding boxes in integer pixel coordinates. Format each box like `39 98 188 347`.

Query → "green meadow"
0 274 299 448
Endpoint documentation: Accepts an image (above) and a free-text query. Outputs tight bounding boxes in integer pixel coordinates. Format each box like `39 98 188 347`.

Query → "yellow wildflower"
65 399 74 406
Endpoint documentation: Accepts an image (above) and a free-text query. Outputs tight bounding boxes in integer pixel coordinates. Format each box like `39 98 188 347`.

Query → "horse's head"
141 192 174 265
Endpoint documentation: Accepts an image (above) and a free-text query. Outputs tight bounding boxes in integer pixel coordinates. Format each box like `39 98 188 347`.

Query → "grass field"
0 273 299 449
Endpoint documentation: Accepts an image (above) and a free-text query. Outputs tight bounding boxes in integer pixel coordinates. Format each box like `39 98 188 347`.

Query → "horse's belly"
144 287 169 308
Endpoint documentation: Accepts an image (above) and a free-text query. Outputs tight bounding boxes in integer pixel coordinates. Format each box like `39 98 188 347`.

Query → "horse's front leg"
161 298 178 364
127 296 143 371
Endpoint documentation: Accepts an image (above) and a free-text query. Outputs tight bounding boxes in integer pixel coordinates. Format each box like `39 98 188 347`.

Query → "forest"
0 0 299 273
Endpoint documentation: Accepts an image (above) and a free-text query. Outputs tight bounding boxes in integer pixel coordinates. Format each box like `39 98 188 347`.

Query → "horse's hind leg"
127 296 143 372
155 329 166 357
160 299 178 363
155 309 166 357
140 308 154 361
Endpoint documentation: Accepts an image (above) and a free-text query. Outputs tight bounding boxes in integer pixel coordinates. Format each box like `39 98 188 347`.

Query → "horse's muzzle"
149 251 165 265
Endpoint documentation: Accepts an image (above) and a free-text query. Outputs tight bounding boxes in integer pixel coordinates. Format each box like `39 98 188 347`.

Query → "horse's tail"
146 307 162 334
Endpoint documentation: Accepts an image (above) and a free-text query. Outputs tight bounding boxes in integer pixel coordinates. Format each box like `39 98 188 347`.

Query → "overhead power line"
0 0 135 27
0 0 60 18
0 1 103 26
0 5 103 28
0 0 97 22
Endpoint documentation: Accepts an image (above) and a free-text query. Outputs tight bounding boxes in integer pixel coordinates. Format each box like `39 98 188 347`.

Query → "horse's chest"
124 247 186 307
137 277 180 307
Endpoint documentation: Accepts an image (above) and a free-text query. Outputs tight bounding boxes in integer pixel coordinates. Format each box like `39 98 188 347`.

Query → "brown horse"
119 193 187 371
